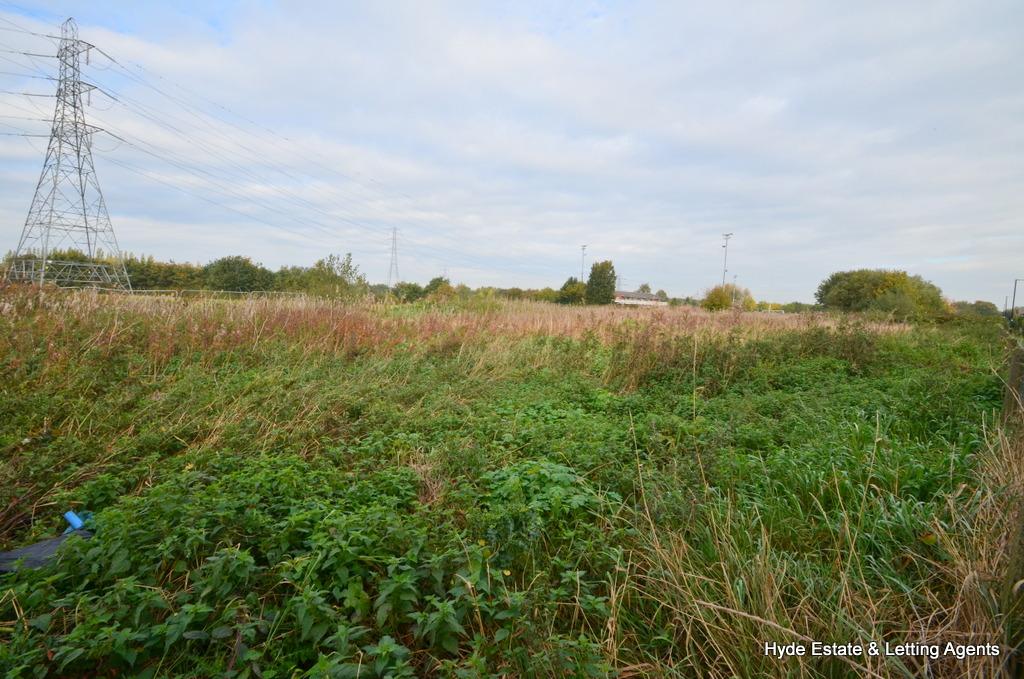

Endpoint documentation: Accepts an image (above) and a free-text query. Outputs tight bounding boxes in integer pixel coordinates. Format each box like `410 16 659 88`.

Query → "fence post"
1005 342 1024 423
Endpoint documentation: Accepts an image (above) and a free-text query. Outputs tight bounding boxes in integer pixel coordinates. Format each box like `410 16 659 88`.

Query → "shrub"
816 269 946 318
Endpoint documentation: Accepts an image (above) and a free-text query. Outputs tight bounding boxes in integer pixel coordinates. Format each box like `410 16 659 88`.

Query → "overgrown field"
0 287 1019 677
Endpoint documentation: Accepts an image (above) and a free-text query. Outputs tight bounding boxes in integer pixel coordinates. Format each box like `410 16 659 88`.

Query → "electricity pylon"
386 227 400 287
6 18 130 289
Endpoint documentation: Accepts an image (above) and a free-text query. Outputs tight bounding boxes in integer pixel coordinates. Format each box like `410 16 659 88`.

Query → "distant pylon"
386 227 400 287
5 18 130 289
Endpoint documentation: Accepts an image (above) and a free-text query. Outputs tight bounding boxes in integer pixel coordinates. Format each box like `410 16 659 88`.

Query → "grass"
0 284 1018 677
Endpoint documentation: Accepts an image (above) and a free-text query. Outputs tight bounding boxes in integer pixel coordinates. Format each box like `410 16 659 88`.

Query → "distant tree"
557 277 586 305
638 283 652 294
271 254 366 298
393 281 425 302
755 300 819 313
534 287 559 303
816 269 945 319
204 256 274 292
307 253 368 298
655 289 668 301
432 283 456 301
424 276 450 295
872 287 918 319
368 283 391 298
585 261 616 305
669 296 700 307
971 300 1000 317
426 277 455 301
780 301 820 313
701 283 754 311
952 300 1001 318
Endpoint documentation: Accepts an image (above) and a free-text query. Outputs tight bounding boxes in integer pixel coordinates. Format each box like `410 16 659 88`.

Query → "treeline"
3 250 371 299
2 251 1005 320
125 252 371 298
815 269 1001 320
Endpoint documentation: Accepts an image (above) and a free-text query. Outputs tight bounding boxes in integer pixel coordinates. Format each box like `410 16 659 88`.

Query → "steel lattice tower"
6 18 130 289
386 227 400 287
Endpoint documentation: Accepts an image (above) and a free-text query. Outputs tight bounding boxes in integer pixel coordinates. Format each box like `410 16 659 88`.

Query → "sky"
0 1 1021 303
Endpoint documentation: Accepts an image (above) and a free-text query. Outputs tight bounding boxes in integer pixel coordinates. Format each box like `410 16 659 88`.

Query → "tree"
204 256 274 292
428 280 456 301
393 282 425 302
815 269 946 319
952 300 1000 318
557 277 586 305
534 287 559 303
638 283 652 294
274 253 368 298
655 289 668 301
369 283 391 298
424 276 450 296
585 261 616 305
307 253 368 298
701 283 754 311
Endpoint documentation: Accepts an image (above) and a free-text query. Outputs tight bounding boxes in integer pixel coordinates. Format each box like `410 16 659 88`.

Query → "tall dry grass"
629 417 1023 678
0 284 906 362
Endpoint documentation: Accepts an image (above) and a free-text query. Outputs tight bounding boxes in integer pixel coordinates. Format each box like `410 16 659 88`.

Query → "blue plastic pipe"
63 511 84 530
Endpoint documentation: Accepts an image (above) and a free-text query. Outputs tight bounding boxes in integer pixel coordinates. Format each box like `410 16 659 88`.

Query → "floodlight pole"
721 233 733 286
1013 279 1022 320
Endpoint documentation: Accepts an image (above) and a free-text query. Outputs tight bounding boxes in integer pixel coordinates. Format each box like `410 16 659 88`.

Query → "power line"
0 112 49 121
81 43 483 262
3 17 581 284
0 69 55 79
0 48 54 57
85 91 537 276
103 155 379 253
87 75 446 248
89 46 424 206
0 25 56 39
0 11 60 41
0 89 53 96
74 40 560 278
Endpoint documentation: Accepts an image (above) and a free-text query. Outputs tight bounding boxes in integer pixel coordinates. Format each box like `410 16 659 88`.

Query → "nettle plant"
0 454 621 677
473 459 620 562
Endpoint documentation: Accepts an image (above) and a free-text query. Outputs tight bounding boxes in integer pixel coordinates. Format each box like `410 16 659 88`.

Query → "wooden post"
1005 342 1024 423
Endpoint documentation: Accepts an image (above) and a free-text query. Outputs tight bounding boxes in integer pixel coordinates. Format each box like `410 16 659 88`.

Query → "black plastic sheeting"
0 530 92 572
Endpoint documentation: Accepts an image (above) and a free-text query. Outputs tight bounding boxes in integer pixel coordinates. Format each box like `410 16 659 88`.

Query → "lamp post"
1013 279 1023 320
721 233 733 286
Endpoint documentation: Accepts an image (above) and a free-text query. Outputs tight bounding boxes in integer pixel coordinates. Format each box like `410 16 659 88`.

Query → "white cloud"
0 1 1020 302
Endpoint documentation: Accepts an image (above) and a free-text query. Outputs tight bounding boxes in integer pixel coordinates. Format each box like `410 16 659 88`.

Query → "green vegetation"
0 285 1018 677
557 277 586 305
952 300 1002 318
3 250 371 300
816 269 946 319
203 255 277 292
701 283 755 311
7 252 1006 319
585 260 616 305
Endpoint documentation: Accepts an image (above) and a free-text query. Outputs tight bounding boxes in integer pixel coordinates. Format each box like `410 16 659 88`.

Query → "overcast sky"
0 1 1021 302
